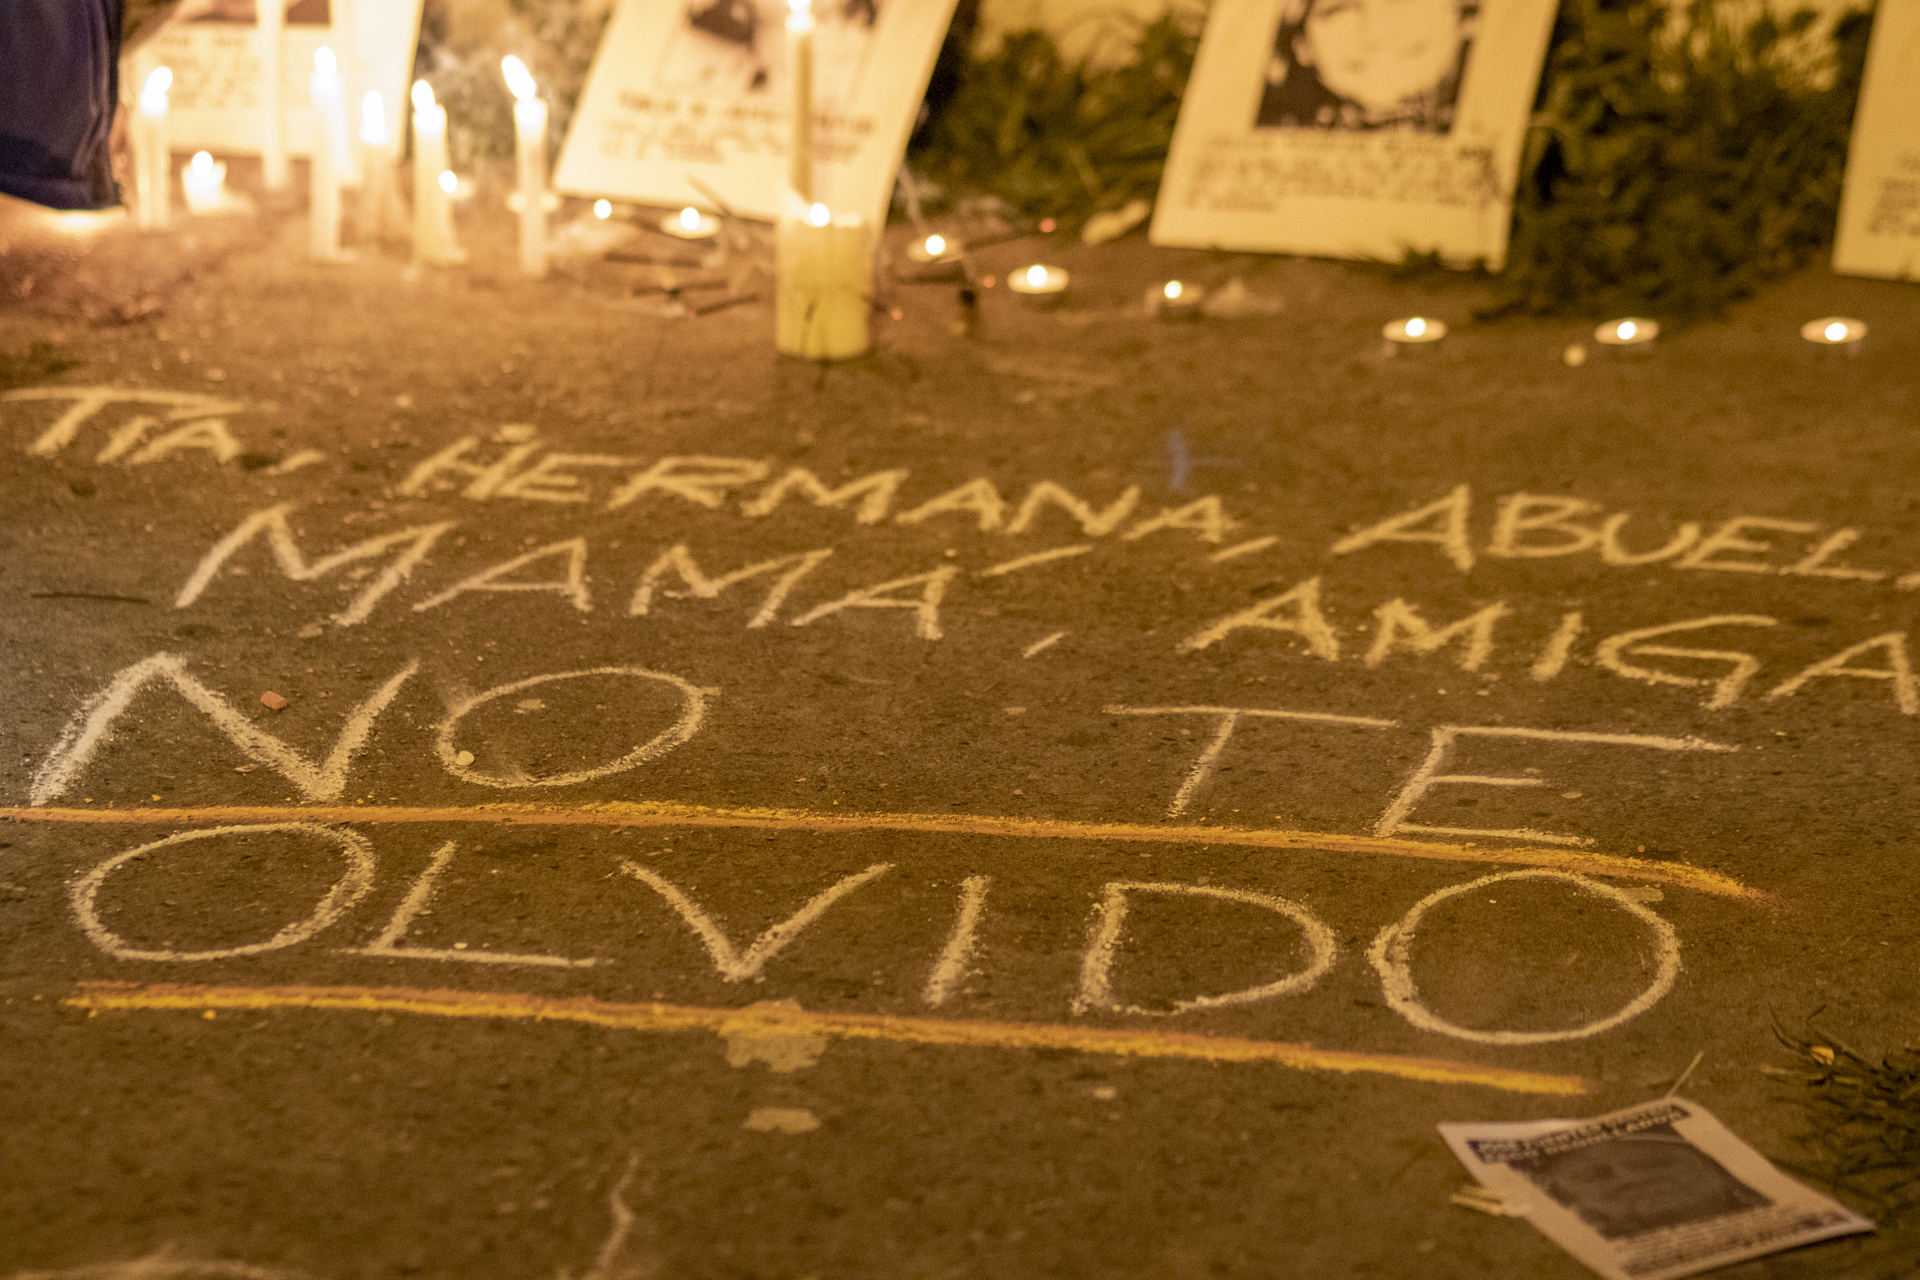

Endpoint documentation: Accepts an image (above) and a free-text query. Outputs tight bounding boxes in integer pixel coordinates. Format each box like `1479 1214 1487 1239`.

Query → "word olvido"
66 820 1681 1047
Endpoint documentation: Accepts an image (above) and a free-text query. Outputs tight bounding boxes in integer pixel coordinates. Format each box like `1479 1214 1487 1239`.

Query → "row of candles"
127 50 550 275
904 232 1874 352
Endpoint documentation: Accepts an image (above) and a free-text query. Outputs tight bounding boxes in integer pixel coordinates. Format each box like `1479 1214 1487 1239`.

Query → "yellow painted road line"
0 803 1762 900
66 982 1589 1096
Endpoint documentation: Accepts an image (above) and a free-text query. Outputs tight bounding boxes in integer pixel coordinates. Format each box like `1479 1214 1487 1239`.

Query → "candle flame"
411 79 435 112
139 65 173 114
501 55 538 103
1163 281 1183 300
594 199 613 219
806 203 830 227
438 170 457 195
1824 321 1848 342
314 45 336 76
1405 317 1426 337
924 234 946 257
1617 320 1637 341
189 151 215 178
679 206 703 231
1025 265 1049 288
361 91 388 145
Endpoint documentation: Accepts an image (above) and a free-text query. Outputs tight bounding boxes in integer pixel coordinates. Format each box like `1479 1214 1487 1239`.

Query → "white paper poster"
1442 1099 1872 1280
554 0 957 225
1833 0 1920 280
131 0 424 159
1150 0 1558 268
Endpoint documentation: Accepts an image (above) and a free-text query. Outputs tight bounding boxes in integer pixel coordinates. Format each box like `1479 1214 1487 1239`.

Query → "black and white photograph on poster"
1833 0 1920 280
656 0 881 107
1255 0 1473 133
1151 0 1555 266
129 0 422 158
1441 1099 1873 1280
553 0 951 226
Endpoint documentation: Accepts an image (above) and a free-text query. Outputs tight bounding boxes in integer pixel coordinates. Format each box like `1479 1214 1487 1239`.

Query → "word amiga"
1181 577 1920 715
27 654 1738 860
62 820 1681 1046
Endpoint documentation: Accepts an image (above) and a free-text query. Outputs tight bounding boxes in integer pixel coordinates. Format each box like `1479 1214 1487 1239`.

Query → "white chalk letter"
31 653 415 805
1177 576 1340 657
1330 485 1473 571
788 566 958 641
437 667 706 789
412 538 592 614
1766 632 1917 715
1594 614 1778 709
1368 869 1680 1044
71 824 375 961
1074 881 1336 1015
1363 599 1511 672
618 861 892 982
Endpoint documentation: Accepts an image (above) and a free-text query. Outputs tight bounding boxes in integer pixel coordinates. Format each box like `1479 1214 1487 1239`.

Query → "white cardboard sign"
553 0 957 225
131 0 424 159
1150 0 1557 268
1833 0 1920 280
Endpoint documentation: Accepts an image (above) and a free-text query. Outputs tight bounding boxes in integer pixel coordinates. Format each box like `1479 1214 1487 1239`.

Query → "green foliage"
907 14 1197 227
1494 0 1875 316
1767 1022 1920 1277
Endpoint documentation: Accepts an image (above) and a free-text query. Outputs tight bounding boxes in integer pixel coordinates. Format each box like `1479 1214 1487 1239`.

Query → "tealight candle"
906 233 959 264
182 150 226 215
259 0 287 191
308 47 347 260
1008 263 1069 302
1596 317 1658 347
1147 279 1205 318
777 201 873 360
132 66 172 231
501 56 548 278
1384 316 1446 343
1801 316 1867 349
661 205 719 239
410 80 464 264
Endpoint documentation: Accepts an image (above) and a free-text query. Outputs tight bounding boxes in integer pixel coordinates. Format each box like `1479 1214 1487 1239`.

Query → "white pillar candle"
182 150 226 214
330 0 361 186
259 0 287 191
309 47 346 259
787 0 814 203
409 80 465 264
355 89 398 242
132 66 172 231
776 202 872 360
501 55 548 279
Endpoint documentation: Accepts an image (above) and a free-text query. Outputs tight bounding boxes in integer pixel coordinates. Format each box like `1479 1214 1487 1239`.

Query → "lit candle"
410 80 464 265
1147 279 1205 319
355 89 398 243
788 0 814 202
906 233 957 264
776 202 873 360
131 66 172 231
594 199 613 220
660 205 719 239
1007 263 1070 302
182 150 226 215
259 0 287 191
309 47 346 260
501 56 548 279
1383 316 1446 344
1800 316 1867 350
1596 317 1658 347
